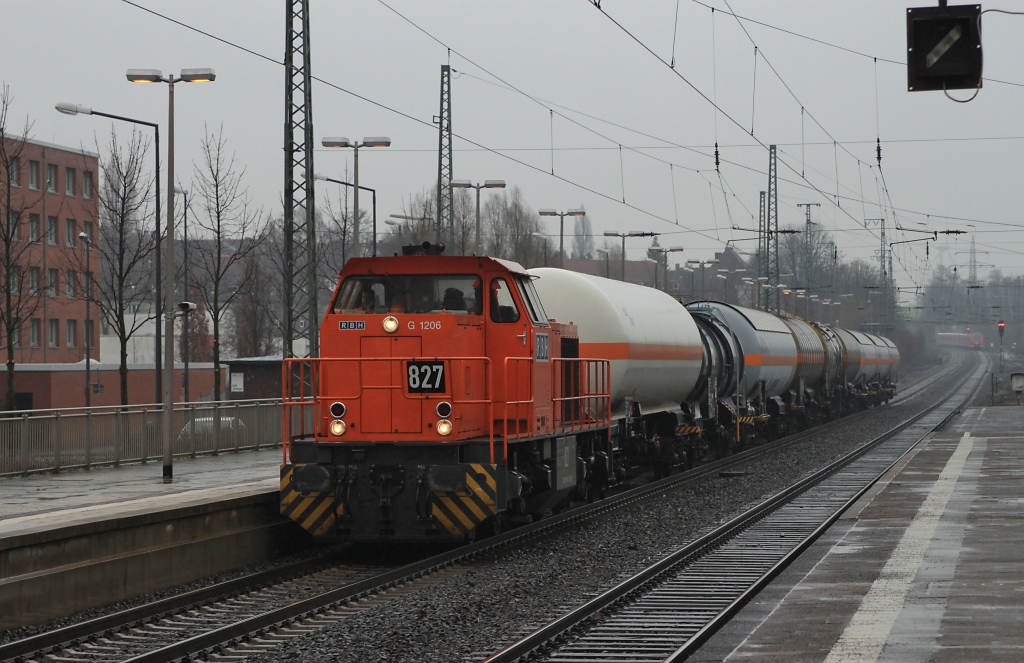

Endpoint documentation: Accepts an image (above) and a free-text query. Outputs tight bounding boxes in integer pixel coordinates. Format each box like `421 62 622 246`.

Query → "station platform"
0 448 289 629
0 448 281 531
696 405 1024 662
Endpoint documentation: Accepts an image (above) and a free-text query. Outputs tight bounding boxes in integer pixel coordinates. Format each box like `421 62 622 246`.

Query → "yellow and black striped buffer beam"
430 463 499 537
674 425 702 435
280 464 342 537
736 416 769 424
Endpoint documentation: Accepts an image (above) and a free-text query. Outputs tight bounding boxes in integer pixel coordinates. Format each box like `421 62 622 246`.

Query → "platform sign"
907 4 982 92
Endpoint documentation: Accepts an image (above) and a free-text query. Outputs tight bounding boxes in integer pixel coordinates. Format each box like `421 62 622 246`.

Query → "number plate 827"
406 361 446 393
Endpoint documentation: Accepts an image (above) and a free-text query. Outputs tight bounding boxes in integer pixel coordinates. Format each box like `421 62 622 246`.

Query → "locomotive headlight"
435 401 453 418
382 316 399 333
329 419 347 436
330 401 347 418
436 419 453 436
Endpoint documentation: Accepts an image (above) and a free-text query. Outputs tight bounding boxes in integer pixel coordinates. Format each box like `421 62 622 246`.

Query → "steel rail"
482 355 985 663
0 554 345 662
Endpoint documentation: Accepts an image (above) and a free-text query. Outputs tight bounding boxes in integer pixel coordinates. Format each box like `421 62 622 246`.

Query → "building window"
28 214 39 242
47 164 57 193
86 320 94 349
65 219 76 247
11 320 19 348
48 268 58 297
7 210 19 241
83 171 93 199
30 319 40 348
65 167 76 196
48 319 59 348
66 270 76 298
83 220 93 243
47 216 57 245
8 157 19 187
66 320 77 348
83 270 92 300
29 267 39 295
10 265 21 295
28 160 39 190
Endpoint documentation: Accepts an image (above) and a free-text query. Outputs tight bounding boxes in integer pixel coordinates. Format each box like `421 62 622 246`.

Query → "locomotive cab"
281 254 610 541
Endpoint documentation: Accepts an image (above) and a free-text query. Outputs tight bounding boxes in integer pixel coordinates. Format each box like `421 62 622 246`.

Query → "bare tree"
452 188 475 255
319 176 352 286
0 86 42 411
230 249 277 357
571 210 595 260
178 291 213 363
190 126 268 401
483 187 540 264
93 127 158 405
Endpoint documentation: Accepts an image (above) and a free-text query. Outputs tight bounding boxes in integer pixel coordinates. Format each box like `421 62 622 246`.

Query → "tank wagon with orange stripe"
280 249 898 542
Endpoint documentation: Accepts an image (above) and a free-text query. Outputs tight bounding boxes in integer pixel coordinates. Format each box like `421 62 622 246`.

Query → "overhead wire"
120 0 727 242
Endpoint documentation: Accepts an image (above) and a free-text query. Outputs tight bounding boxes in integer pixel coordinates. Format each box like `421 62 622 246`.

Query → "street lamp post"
682 267 694 301
539 209 585 269
604 231 659 282
314 174 377 257
322 137 391 258
742 277 754 307
686 259 719 299
648 246 685 290
56 101 162 404
452 179 505 255
384 218 405 247
175 186 191 403
128 67 216 483
79 231 92 407
716 268 746 303
596 248 610 278
530 232 550 267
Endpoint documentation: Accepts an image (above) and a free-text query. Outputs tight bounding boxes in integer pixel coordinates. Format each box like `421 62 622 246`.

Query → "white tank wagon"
529 268 703 419
687 302 799 408
847 329 883 384
781 317 827 402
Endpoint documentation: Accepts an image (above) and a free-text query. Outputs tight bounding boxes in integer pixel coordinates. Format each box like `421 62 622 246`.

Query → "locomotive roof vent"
402 241 446 256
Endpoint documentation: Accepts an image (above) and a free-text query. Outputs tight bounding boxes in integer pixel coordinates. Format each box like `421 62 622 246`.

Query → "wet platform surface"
695 406 1024 662
0 449 280 542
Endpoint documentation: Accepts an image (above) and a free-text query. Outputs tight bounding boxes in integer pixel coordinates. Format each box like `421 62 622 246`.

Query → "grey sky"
4 1 1022 291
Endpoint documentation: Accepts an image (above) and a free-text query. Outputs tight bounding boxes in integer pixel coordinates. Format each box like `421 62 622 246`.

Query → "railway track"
0 357 962 663
481 353 988 663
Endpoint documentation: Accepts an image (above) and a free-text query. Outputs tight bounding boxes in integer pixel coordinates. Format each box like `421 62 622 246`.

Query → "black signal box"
907 4 982 92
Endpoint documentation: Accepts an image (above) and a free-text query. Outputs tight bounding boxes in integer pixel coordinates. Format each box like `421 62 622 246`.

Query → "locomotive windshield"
332 275 482 314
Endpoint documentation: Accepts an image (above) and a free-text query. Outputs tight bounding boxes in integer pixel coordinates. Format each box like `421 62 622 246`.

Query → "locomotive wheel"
482 513 507 537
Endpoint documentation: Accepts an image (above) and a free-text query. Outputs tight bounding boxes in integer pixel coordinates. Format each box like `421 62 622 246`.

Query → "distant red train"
936 332 984 348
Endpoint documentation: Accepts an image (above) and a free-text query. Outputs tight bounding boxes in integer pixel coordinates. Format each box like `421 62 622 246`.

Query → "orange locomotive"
280 246 611 541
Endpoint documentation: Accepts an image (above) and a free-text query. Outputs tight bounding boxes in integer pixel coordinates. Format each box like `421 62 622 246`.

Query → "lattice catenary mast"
283 0 317 358
435 65 454 249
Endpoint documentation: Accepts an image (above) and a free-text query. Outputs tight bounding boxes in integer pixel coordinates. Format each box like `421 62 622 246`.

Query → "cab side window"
489 278 520 323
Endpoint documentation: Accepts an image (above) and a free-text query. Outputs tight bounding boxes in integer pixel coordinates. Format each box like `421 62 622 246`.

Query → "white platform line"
823 432 974 663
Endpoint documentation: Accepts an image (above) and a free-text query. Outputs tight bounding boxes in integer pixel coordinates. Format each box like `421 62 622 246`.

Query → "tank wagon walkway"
693 405 1024 663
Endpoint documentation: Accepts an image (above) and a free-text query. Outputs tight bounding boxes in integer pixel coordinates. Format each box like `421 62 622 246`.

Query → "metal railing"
0 399 283 476
282 355 611 466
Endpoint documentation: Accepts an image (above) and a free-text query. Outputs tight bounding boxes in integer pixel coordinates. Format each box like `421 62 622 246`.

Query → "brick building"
2 136 99 369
